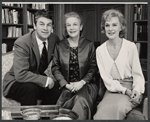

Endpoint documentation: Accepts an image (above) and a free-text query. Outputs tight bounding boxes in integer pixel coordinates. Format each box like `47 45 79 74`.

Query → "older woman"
94 9 145 120
51 12 98 120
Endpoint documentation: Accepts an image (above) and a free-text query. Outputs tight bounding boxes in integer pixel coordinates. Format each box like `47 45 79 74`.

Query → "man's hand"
47 77 54 89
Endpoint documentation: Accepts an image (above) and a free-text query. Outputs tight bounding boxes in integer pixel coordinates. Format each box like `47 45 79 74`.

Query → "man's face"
34 17 53 41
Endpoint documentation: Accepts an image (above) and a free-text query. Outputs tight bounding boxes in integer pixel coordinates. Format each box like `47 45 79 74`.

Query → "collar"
65 36 85 47
35 34 48 46
103 38 129 79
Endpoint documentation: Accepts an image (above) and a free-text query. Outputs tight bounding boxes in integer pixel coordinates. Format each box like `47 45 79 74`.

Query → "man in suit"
3 9 61 105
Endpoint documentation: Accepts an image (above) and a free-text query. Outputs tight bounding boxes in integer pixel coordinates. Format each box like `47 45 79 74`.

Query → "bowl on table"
21 108 41 120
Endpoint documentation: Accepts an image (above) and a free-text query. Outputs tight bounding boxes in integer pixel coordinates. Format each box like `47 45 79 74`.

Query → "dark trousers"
57 83 98 120
6 82 61 106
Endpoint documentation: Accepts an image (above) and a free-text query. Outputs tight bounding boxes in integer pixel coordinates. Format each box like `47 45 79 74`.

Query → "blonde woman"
94 9 145 120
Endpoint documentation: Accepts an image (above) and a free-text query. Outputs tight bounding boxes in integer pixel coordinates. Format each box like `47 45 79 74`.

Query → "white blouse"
96 38 145 94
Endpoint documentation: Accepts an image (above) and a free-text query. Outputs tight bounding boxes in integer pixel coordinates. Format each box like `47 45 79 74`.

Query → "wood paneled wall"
54 4 133 46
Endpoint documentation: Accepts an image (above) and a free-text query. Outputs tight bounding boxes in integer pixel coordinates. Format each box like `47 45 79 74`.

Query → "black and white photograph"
1 2 148 120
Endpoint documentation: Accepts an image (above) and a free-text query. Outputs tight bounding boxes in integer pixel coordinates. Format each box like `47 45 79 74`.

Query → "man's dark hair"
34 9 54 25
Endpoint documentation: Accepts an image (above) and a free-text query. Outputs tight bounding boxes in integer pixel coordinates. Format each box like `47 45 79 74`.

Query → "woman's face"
66 17 83 38
104 16 121 40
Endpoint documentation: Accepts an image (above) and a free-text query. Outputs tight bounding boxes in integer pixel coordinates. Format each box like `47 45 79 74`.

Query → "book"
41 4 46 9
134 23 137 41
137 4 141 20
15 27 19 37
12 9 18 24
32 14 35 26
7 26 13 37
27 11 30 25
134 23 147 41
136 43 141 56
134 4 138 20
4 8 9 23
32 4 36 9
134 4 148 20
8 10 13 24
28 28 34 32
12 26 16 37
2 9 5 23
18 27 22 37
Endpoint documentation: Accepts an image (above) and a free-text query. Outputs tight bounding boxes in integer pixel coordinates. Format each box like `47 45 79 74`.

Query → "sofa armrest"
142 80 148 120
142 97 148 120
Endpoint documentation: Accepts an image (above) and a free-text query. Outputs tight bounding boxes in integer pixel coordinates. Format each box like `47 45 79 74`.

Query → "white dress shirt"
36 35 48 55
96 38 145 94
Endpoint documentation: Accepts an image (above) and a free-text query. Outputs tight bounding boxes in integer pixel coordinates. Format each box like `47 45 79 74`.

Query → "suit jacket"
51 37 98 88
3 31 60 96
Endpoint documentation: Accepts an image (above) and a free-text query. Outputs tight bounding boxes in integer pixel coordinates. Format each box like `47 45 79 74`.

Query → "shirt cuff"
81 80 86 85
45 77 53 87
122 87 127 94
133 88 141 95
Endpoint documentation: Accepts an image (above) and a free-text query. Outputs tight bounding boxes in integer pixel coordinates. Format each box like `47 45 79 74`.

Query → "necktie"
38 42 48 75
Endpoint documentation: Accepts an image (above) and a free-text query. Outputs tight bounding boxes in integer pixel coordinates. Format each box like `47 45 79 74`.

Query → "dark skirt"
57 83 98 120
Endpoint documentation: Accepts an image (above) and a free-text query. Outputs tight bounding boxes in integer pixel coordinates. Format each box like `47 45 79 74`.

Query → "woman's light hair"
64 11 83 26
101 9 127 38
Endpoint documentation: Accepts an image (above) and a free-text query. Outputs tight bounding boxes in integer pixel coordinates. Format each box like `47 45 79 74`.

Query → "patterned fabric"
69 47 80 82
44 61 56 82
2 52 14 81
2 51 20 106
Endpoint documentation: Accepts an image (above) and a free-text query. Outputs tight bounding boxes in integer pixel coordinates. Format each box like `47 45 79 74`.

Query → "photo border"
1 0 149 121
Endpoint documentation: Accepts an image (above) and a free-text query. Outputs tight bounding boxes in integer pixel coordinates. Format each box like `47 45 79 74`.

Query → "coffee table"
2 105 60 120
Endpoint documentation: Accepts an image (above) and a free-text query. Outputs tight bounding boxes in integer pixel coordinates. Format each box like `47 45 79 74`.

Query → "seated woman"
51 11 98 120
94 9 145 120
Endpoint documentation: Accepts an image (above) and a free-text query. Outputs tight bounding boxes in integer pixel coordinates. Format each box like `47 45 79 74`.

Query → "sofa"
2 51 20 106
2 51 43 106
2 51 148 120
